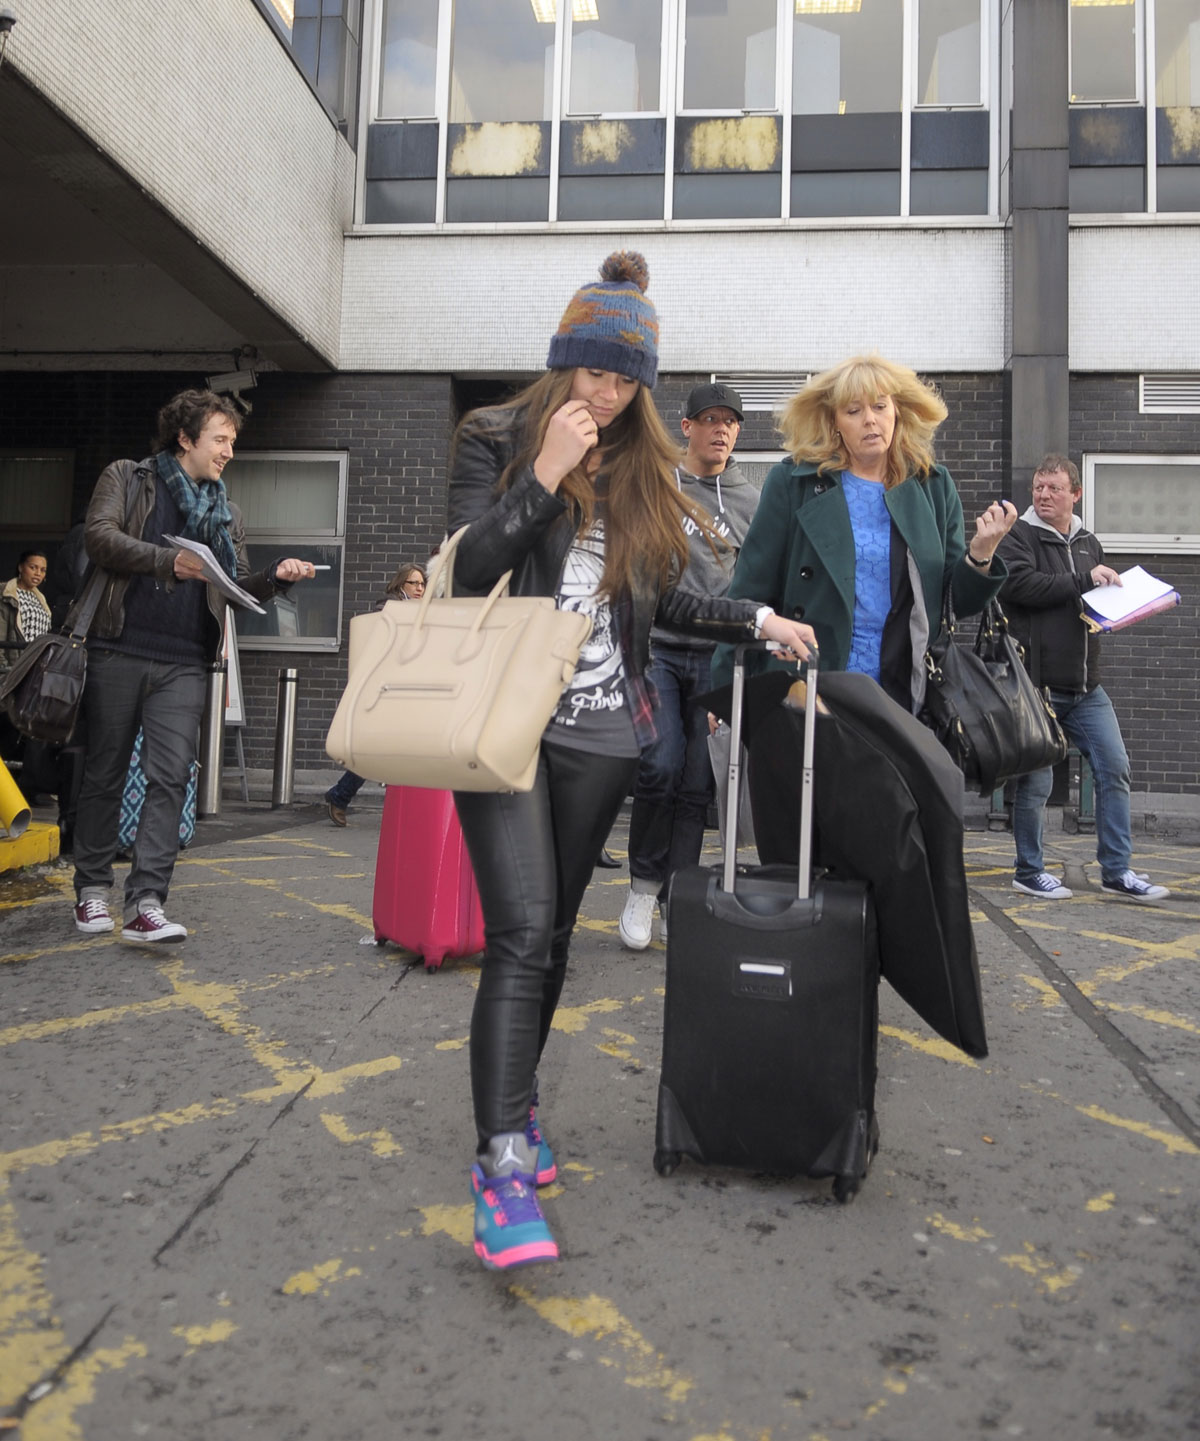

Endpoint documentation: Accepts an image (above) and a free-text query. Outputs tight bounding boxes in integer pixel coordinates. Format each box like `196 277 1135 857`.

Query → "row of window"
2 444 1195 651
374 0 1198 124
353 0 1200 223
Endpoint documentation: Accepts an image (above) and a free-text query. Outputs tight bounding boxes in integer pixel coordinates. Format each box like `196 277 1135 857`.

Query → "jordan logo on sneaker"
497 1137 522 1173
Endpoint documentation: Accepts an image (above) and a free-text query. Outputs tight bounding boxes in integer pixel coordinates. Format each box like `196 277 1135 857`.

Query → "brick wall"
1069 375 1200 795
2 368 1195 793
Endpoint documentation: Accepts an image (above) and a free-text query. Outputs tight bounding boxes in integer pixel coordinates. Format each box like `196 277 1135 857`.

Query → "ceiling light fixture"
795 0 863 15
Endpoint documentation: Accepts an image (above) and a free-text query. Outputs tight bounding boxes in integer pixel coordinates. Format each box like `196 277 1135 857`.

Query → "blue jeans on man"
1012 684 1132 884
626 643 715 902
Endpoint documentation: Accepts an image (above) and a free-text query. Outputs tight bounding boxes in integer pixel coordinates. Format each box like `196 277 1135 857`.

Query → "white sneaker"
618 890 656 951
1012 872 1073 899
658 902 668 945
1100 870 1170 904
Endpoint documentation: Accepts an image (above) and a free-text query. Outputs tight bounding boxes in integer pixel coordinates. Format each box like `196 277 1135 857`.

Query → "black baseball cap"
685 382 744 422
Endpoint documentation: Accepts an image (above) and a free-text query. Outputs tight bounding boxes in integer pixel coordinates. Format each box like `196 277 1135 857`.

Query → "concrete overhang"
0 69 333 373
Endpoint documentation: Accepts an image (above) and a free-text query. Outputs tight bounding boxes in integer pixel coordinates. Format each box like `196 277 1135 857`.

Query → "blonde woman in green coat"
712 355 1016 711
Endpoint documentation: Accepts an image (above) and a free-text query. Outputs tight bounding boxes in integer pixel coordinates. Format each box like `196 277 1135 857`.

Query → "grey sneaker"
1101 870 1169 904
1012 872 1073 899
658 901 669 945
618 889 656 950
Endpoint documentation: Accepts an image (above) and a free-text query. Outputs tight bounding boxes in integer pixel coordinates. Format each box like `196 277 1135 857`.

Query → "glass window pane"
917 0 980 106
450 0 554 122
0 453 73 530
1092 460 1200 544
557 175 664 220
378 0 439 117
910 167 988 214
1155 0 1200 107
224 457 342 534
673 173 781 219
569 0 662 114
793 0 902 115
790 169 900 216
1068 165 1144 212
236 542 344 646
683 0 777 112
1070 0 1138 104
445 176 550 220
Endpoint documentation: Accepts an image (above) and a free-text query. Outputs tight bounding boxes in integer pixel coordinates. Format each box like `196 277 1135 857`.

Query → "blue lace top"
841 472 892 682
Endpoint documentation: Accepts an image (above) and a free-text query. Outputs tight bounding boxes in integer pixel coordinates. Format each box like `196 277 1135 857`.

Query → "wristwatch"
966 550 991 569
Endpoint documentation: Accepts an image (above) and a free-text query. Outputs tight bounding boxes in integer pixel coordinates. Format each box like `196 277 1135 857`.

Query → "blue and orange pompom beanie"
546 251 659 389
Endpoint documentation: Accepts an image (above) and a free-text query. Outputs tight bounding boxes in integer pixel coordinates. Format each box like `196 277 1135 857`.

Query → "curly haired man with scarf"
72 389 316 944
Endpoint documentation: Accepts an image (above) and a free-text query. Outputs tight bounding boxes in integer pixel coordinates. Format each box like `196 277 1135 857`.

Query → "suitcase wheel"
653 1149 680 1177
832 1174 860 1204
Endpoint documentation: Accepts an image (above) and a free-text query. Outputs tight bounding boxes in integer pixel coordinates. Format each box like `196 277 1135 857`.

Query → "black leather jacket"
84 456 286 664
447 409 762 682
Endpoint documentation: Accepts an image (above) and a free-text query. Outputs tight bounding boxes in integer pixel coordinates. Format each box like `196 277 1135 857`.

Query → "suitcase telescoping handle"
724 642 817 902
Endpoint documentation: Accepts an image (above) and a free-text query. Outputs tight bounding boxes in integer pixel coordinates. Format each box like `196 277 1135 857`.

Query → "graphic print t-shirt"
546 518 638 758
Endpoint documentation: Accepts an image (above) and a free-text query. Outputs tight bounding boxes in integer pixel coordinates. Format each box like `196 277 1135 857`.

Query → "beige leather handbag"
325 526 592 792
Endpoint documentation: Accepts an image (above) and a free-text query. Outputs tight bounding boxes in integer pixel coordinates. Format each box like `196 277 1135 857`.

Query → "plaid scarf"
156 450 238 580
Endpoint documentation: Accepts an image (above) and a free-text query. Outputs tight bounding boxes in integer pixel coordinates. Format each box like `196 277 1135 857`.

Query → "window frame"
561 0 669 118
676 0 784 118
1068 0 1144 108
1082 451 1200 555
912 0 987 111
223 449 349 652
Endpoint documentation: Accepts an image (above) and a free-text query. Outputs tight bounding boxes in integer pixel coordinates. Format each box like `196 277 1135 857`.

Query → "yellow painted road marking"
16 1338 146 1441
320 1112 402 1157
1097 1000 1199 1034
0 1058 403 1178
1022 1083 1199 1158
1087 1191 1116 1212
999 1241 1081 1295
171 1319 238 1349
281 1259 362 1296
879 1025 977 1067
927 1213 992 1243
0 1189 68 1408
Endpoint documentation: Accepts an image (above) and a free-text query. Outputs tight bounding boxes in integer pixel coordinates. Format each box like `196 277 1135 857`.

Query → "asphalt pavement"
1 797 1198 1441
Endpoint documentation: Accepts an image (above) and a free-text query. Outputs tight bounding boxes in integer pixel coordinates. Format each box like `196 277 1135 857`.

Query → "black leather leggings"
455 743 638 1150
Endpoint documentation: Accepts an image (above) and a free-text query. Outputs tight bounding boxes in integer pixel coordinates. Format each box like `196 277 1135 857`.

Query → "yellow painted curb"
0 821 61 873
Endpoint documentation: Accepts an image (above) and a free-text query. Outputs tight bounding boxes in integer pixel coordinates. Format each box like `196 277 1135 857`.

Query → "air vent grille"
713 374 811 411
1140 375 1200 414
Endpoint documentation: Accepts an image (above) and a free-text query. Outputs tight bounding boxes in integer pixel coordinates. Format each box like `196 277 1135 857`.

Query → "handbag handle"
400 525 518 664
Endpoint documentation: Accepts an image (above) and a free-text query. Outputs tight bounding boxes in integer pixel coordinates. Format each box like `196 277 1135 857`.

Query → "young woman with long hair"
446 252 815 1270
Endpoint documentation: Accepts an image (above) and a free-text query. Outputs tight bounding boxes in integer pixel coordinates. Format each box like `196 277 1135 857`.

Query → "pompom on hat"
546 251 659 390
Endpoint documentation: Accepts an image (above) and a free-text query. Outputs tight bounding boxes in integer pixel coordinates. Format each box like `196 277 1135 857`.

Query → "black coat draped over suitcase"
707 670 988 1061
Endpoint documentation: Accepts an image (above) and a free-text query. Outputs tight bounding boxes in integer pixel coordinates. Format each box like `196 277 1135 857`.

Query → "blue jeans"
327 770 366 808
627 644 715 899
1011 685 1132 885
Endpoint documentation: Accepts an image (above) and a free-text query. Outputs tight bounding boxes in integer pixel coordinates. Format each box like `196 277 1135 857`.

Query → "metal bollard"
271 667 299 808
198 663 227 817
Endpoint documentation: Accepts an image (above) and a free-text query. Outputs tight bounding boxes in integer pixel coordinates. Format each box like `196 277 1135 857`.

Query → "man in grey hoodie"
618 383 762 950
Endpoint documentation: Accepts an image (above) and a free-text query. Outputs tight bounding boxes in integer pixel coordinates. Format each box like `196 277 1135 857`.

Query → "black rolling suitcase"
654 645 880 1202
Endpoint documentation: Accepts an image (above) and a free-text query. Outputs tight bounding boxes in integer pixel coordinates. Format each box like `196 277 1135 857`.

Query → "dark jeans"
73 650 206 918
627 643 715 900
455 742 637 1149
327 770 366 808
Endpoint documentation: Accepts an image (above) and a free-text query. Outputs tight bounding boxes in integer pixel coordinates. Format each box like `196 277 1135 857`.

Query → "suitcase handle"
724 642 816 901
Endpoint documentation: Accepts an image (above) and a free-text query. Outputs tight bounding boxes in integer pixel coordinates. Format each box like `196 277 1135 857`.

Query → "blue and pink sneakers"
471 1133 558 1271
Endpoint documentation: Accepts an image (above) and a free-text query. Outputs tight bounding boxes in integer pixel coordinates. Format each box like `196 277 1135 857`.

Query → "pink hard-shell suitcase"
372 785 485 969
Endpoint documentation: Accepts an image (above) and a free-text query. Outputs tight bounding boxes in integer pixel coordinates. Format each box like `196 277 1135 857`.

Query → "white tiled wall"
340 228 1008 375
10 0 353 365
1070 227 1200 372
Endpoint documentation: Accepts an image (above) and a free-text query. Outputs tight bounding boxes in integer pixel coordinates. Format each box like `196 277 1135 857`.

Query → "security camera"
207 368 257 395
0 9 16 35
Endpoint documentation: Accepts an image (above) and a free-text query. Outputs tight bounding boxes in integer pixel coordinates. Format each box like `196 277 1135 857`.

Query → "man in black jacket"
997 455 1169 904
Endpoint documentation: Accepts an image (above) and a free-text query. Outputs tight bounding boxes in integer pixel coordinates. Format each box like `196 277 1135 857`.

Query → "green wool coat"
711 460 1005 700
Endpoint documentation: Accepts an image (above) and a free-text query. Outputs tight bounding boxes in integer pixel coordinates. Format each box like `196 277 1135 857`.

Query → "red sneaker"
121 902 187 944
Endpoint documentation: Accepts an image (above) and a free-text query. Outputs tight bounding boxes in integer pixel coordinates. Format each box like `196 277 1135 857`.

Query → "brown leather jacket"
84 457 285 664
